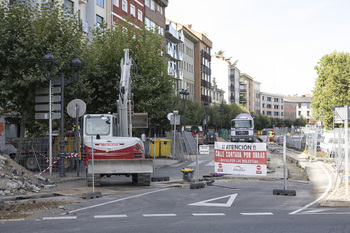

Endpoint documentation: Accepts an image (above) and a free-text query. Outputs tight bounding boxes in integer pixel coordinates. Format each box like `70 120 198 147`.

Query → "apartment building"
284 94 314 124
183 25 212 104
239 73 255 113
283 99 297 121
253 80 261 115
165 20 184 93
260 92 284 119
144 0 168 39
211 78 225 105
110 0 145 28
173 23 198 102
211 54 241 105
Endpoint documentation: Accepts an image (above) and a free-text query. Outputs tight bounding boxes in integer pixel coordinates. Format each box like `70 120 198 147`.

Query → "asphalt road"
2 144 350 233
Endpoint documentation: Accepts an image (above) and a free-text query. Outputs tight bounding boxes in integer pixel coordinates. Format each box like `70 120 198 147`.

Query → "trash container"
181 168 194 182
159 139 171 157
150 139 161 157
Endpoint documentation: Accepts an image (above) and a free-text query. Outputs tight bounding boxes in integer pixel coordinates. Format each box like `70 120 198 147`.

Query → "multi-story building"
283 99 297 121
173 23 198 102
211 78 225 105
144 0 168 39
211 54 240 105
253 80 261 115
109 0 145 28
183 25 212 104
284 94 314 124
260 92 284 119
165 20 184 93
239 73 255 113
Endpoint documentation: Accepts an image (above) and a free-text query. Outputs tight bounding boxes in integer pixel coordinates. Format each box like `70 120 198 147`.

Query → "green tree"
0 1 85 160
84 19 174 130
313 51 350 129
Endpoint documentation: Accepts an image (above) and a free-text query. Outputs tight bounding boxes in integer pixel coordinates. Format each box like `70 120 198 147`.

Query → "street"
2 144 350 233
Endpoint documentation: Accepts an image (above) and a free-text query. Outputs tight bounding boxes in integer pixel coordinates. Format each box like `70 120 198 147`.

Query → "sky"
166 0 350 96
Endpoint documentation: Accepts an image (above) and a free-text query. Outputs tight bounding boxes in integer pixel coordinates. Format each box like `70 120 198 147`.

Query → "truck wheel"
136 173 151 186
24 154 39 171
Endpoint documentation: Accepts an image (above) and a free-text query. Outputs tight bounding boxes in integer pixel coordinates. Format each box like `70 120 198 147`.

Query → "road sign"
199 145 209 154
35 95 61 103
35 87 61 95
214 142 267 177
168 113 180 125
35 112 61 120
67 99 86 118
35 104 61 112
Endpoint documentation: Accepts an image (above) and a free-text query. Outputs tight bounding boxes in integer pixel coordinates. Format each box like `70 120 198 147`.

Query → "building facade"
284 94 314 124
260 92 284 119
183 25 212 104
239 73 255 113
253 80 261 115
283 99 297 121
211 78 225 105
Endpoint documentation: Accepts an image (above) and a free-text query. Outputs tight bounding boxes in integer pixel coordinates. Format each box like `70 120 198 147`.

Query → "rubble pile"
0 154 47 196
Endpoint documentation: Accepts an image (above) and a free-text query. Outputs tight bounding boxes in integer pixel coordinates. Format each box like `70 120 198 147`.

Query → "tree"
83 19 174 131
313 52 350 129
0 1 85 161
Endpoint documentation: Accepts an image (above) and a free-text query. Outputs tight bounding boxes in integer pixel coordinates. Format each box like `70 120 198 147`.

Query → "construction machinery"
82 49 152 186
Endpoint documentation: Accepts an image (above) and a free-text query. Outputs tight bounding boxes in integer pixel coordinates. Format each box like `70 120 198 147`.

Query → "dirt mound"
0 154 48 196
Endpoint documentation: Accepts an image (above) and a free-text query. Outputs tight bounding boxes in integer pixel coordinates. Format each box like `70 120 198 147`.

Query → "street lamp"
204 102 209 144
42 51 56 175
219 108 224 137
179 89 189 132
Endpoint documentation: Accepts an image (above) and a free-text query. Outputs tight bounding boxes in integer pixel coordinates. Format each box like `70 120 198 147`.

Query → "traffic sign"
35 104 61 111
67 99 86 118
35 112 61 120
35 87 61 95
35 95 61 103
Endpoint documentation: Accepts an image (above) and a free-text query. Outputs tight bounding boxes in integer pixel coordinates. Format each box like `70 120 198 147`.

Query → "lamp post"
219 108 224 137
204 102 208 144
179 89 189 132
42 51 56 175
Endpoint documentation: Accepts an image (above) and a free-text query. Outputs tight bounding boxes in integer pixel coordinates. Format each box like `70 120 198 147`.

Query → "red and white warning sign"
214 142 267 176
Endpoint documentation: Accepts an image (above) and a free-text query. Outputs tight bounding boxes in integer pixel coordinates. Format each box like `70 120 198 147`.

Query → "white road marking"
289 162 332 215
192 213 225 216
68 188 170 214
188 194 238 207
240 212 274 216
94 215 127 218
205 160 215 166
143 214 177 217
188 160 206 167
43 216 77 220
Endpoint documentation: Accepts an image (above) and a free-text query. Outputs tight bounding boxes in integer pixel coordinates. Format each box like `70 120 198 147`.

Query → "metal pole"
345 106 349 197
75 104 80 177
153 133 156 174
49 79 52 175
91 136 94 193
283 135 287 190
59 73 65 177
195 134 199 183
173 123 176 160
183 99 186 132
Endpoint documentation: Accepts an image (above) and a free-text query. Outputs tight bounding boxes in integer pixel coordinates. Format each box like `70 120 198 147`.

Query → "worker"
269 130 275 144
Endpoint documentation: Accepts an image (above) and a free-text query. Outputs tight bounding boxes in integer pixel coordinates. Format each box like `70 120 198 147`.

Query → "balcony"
230 85 235 90
240 97 247 103
230 96 235 101
230 74 235 80
165 22 183 43
240 89 247 93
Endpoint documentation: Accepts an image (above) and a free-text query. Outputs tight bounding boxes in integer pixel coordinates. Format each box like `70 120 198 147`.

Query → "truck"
82 49 152 186
231 113 255 142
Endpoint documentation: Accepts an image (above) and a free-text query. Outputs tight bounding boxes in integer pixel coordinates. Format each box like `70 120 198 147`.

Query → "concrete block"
82 191 102 199
190 182 205 189
151 177 170 182
273 189 296 196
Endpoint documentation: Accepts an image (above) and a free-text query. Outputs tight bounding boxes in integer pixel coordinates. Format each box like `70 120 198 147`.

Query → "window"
122 0 127 12
96 0 104 8
138 9 143 21
274 98 279 102
113 0 119 7
145 0 149 7
64 0 73 13
151 0 155 10
96 14 103 27
298 111 301 116
267 97 272 101
130 4 135 17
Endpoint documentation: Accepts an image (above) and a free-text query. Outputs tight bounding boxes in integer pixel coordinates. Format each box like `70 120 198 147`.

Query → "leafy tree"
84 19 174 132
0 1 85 161
313 52 350 129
